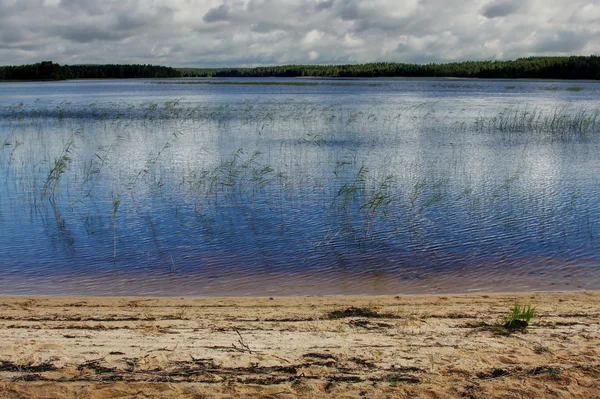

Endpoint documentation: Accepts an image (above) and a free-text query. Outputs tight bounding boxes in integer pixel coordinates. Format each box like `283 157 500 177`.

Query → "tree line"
1 56 599 81
0 61 181 81
178 56 600 80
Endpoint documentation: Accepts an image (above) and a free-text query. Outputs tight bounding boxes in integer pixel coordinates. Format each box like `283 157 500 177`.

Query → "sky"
0 0 599 67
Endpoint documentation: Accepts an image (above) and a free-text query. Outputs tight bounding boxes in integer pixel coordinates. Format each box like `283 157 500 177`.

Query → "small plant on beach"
327 306 398 319
504 303 536 331
428 352 437 372
232 329 252 353
167 306 189 320
142 310 156 321
327 307 379 319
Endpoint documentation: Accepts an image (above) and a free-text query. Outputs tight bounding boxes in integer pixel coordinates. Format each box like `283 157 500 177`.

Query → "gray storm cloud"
480 0 522 18
202 4 230 23
0 0 598 66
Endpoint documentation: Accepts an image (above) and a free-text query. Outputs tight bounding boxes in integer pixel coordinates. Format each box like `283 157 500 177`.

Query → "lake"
1 77 599 295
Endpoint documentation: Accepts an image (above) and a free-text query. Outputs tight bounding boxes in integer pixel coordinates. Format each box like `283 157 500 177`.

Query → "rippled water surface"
1 78 599 295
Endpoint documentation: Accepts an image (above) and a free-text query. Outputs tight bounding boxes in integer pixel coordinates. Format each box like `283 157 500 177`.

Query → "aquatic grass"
0 100 421 133
493 174 520 197
320 151 458 248
406 177 448 220
42 133 77 202
561 190 581 215
3 96 600 274
55 101 71 121
112 195 121 263
80 139 121 199
130 129 183 189
3 138 23 171
297 133 325 146
189 148 278 210
478 106 599 140
151 80 387 87
358 175 395 239
434 83 483 89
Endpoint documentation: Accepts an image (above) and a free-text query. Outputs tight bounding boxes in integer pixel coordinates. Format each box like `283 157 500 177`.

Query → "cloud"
203 4 230 23
531 30 588 53
338 0 361 21
58 0 104 16
53 25 132 43
250 22 283 34
480 0 522 19
316 0 334 11
0 0 598 67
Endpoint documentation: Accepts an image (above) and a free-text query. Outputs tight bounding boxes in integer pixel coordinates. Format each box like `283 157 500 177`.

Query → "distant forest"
0 61 181 81
179 56 600 80
1 56 599 81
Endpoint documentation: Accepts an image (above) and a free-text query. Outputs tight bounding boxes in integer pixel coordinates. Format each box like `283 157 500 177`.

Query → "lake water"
1 78 599 296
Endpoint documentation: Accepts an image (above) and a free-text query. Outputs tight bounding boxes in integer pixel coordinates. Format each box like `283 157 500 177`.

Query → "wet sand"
0 292 598 398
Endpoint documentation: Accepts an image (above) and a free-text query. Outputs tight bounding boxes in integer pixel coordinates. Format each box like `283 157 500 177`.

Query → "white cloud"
0 0 598 66
303 29 323 45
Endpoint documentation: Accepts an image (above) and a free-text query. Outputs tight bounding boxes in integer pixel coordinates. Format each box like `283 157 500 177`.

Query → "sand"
0 292 598 398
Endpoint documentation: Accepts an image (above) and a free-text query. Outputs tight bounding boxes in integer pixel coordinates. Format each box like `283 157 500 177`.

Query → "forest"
1 56 599 81
0 61 181 80
178 56 600 80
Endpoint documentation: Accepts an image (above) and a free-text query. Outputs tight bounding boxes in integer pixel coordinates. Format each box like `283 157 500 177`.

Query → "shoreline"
3 256 598 296
1 291 598 398
0 287 595 298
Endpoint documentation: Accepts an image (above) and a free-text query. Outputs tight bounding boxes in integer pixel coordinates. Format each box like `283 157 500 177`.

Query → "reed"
477 106 599 140
151 81 386 87
42 134 77 202
112 195 121 263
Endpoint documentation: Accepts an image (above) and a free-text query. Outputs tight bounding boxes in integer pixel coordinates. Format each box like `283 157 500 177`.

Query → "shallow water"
1 78 599 295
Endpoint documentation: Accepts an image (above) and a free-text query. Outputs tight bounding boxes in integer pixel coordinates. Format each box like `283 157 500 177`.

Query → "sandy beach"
0 292 598 398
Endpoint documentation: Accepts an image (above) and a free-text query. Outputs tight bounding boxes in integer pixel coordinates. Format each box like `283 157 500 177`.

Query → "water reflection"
0 80 599 295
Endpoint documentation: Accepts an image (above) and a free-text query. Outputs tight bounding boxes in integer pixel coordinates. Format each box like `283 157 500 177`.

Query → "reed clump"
476 106 599 140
